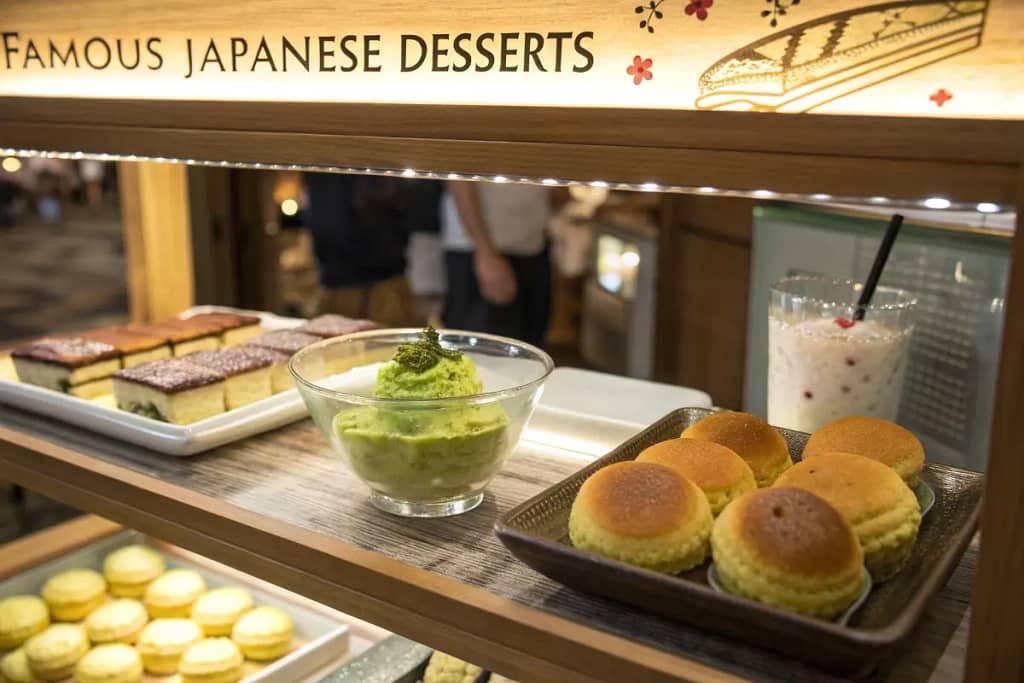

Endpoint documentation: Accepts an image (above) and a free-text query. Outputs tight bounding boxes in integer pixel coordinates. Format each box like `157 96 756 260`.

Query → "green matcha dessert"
334 328 510 503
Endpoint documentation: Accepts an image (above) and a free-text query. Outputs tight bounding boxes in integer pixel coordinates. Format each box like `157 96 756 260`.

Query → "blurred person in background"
79 160 105 210
441 182 564 347
304 173 436 327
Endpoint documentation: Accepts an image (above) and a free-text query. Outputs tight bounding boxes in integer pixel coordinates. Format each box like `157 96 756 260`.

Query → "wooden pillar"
118 162 195 322
965 171 1024 680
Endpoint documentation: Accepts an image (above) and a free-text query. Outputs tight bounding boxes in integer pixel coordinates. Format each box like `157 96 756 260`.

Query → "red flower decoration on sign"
930 88 953 107
627 56 653 85
685 0 714 20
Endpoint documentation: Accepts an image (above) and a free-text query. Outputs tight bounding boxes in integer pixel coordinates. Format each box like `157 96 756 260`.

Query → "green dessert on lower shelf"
334 328 509 502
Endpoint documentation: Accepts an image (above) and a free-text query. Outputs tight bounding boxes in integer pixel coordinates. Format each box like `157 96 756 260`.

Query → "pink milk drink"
767 276 916 434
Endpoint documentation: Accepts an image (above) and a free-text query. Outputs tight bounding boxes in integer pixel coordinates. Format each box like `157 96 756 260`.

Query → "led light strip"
0 147 1009 215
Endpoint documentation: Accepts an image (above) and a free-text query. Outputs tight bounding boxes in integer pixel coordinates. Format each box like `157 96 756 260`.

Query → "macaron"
637 438 757 516
41 569 107 622
136 618 204 674
775 451 921 581
74 643 144 683
569 461 713 574
191 587 254 636
103 545 166 598
804 416 925 487
179 637 244 683
23 624 89 681
231 606 294 661
84 598 148 644
1 648 42 683
681 412 792 487
711 487 865 618
0 595 50 649
144 569 207 618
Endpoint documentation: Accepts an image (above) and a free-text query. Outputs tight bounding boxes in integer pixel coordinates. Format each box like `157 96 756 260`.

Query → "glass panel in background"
746 203 1011 471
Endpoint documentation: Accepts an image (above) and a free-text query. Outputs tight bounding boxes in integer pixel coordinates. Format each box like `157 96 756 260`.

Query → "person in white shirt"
441 181 559 347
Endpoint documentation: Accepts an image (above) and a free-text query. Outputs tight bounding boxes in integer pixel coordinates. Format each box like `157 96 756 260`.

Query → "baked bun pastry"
681 412 792 487
74 643 144 683
636 438 756 516
103 545 166 597
569 461 713 574
711 487 865 618
775 452 920 581
41 569 106 622
804 416 925 486
0 595 50 649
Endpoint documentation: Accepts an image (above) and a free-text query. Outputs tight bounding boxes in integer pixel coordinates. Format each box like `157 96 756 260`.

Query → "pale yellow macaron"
1 648 43 683
23 623 89 681
84 598 149 644
103 545 166 598
179 637 244 683
569 461 713 574
0 595 50 649
191 587 254 636
144 569 207 618
136 618 204 674
74 643 144 683
637 438 757 516
231 606 294 661
681 412 792 487
41 569 107 622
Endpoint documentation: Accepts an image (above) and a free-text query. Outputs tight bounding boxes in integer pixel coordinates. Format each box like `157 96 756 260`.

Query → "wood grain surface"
0 405 973 682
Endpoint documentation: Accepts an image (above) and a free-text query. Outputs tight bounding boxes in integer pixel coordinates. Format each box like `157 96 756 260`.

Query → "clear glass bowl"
289 329 554 518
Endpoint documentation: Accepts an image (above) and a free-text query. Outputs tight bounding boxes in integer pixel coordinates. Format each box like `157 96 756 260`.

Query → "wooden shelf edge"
0 515 122 580
0 427 747 683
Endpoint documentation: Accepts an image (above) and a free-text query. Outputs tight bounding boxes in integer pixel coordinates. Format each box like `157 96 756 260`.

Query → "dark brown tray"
495 407 983 676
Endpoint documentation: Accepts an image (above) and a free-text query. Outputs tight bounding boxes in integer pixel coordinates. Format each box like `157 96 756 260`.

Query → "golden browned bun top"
774 452 912 521
804 416 924 473
681 412 790 470
575 462 698 538
637 438 753 492
732 487 861 576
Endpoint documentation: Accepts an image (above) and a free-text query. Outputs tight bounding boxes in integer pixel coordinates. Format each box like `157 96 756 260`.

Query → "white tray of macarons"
0 528 352 682
0 306 377 456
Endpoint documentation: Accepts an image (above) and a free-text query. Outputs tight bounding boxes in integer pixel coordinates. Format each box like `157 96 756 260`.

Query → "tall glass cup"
768 276 916 434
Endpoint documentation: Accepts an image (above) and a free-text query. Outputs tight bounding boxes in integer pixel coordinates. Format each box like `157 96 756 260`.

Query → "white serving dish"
0 528 351 682
0 306 309 456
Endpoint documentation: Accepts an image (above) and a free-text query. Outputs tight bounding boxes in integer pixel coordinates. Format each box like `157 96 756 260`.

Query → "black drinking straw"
853 213 904 321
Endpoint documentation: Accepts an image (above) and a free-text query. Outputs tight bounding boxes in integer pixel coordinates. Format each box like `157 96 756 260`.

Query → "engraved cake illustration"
695 1 989 112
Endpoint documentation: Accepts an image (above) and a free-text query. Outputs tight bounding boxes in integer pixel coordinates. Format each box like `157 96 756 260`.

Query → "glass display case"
1 1 1022 681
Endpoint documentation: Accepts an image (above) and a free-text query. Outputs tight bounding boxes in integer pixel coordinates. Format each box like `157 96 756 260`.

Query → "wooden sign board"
0 0 1021 118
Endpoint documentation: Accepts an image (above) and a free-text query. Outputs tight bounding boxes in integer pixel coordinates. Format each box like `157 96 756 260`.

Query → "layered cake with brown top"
82 326 171 369
244 331 320 393
185 348 274 409
140 318 224 357
182 312 263 346
112 359 225 424
293 314 379 339
12 338 120 394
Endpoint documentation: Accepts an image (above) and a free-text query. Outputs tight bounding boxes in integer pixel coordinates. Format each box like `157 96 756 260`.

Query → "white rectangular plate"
0 306 310 456
0 528 351 682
